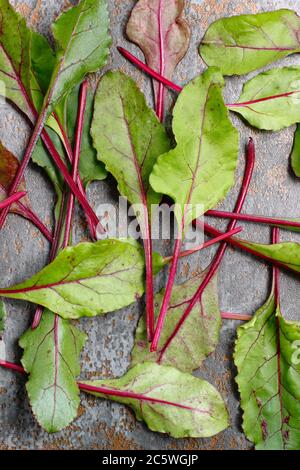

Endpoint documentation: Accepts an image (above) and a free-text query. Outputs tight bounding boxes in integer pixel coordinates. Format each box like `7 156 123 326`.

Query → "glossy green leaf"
0 239 145 319
200 9 300 76
20 310 86 433
45 0 111 114
291 125 300 177
228 67 300 131
0 300 5 338
235 294 300 449
126 0 190 116
91 71 170 219
0 0 33 118
132 270 221 373
81 362 229 438
67 85 107 187
150 68 239 229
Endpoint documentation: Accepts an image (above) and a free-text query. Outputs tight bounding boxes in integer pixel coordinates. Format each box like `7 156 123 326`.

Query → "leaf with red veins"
0 239 145 319
80 362 228 438
126 0 190 119
234 295 300 450
19 310 87 433
131 269 221 373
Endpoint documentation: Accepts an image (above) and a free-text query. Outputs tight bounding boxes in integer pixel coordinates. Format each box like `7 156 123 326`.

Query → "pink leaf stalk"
0 360 200 412
163 226 243 263
62 81 88 247
53 113 101 238
156 138 255 359
118 47 182 92
118 47 300 116
206 210 300 230
0 192 26 210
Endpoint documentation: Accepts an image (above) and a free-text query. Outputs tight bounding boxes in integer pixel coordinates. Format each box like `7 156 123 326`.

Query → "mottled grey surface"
0 0 300 451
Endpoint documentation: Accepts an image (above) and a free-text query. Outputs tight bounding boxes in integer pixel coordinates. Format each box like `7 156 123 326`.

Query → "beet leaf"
200 9 300 76
0 239 145 319
228 67 300 130
80 362 229 438
126 0 190 121
19 311 86 433
234 228 300 450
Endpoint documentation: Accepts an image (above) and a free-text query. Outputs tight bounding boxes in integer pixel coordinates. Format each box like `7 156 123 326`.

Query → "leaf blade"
200 9 300 76
20 310 87 433
229 67 300 130
234 297 300 449
150 67 239 228
0 239 145 319
81 362 229 438
126 0 190 116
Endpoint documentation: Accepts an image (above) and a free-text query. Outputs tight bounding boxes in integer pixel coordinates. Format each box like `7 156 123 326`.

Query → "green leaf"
0 0 33 118
200 9 300 76
0 300 6 338
228 67 300 131
126 0 190 114
150 68 239 229
20 310 87 433
67 85 107 187
0 239 145 319
237 238 300 274
45 0 111 114
132 270 221 373
30 31 56 111
291 125 300 177
81 362 229 438
91 71 170 219
234 295 300 449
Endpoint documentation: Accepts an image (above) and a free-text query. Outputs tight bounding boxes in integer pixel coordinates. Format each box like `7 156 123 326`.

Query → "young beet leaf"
200 9 300 76
0 239 145 319
203 222 300 275
0 0 33 119
132 269 221 373
149 68 239 351
91 71 170 341
19 311 87 433
0 0 111 233
80 362 229 438
234 229 300 450
228 67 300 131
0 360 229 439
126 0 190 121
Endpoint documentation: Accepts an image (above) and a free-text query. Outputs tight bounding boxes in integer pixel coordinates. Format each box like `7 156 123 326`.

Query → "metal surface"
0 0 300 450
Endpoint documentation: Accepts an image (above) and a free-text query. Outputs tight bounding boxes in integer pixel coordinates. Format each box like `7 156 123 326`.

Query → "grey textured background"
1 0 300 451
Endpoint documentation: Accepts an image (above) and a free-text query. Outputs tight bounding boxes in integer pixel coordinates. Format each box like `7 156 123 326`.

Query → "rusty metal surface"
1 0 300 450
